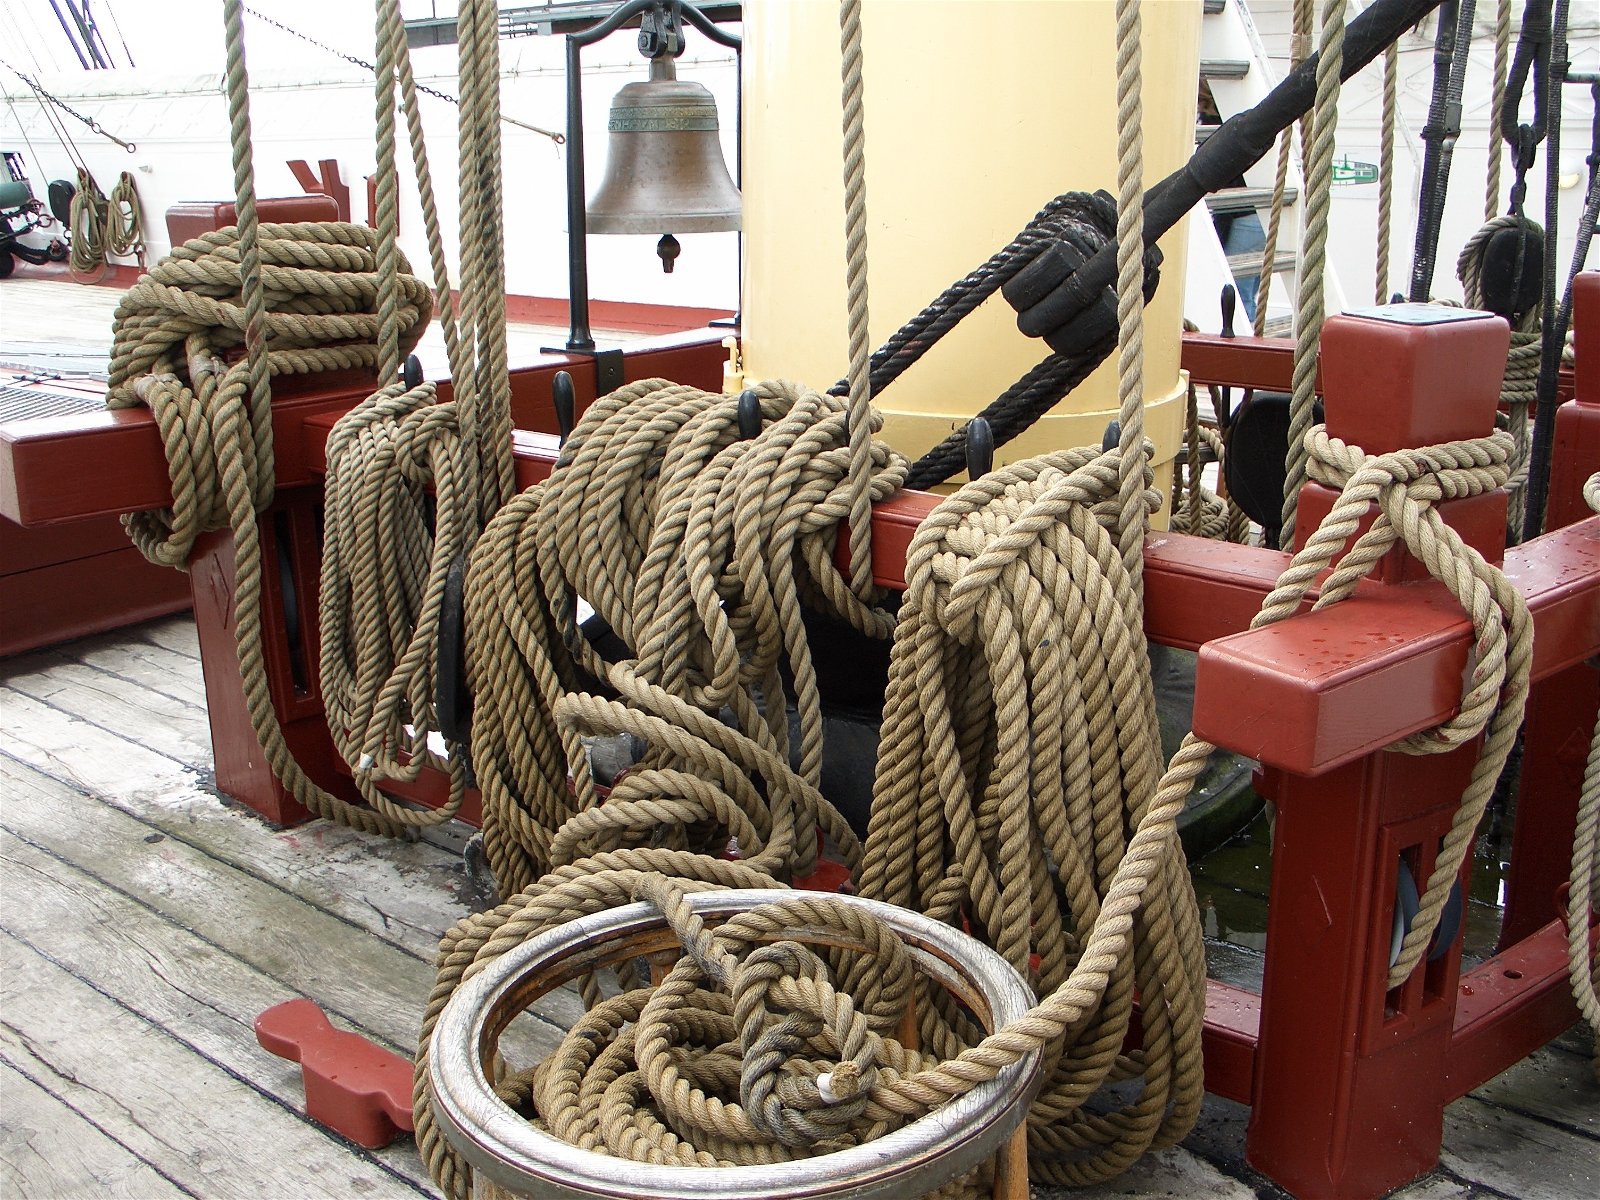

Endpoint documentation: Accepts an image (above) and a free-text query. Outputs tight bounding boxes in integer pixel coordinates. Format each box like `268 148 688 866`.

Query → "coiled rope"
858 449 1205 1186
1572 470 1600 1081
464 376 904 898
413 2 1529 1194
68 166 108 276
111 1 438 836
106 169 144 260
422 411 1527 1195
315 0 511 829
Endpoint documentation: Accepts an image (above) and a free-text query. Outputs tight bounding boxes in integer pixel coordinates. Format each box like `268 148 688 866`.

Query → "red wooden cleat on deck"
255 999 414 1149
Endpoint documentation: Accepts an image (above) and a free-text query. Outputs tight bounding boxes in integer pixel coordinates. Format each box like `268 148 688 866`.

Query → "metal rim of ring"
429 888 1044 1200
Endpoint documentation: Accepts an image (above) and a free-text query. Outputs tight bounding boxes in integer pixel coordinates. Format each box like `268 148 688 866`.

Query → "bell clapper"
656 233 681 273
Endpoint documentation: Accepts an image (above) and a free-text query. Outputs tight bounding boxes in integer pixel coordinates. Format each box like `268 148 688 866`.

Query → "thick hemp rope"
315 0 506 829
1375 40 1399 302
106 170 144 261
1571 470 1600 1081
68 166 108 276
111 0 435 836
425 412 1528 1195
859 450 1205 1186
464 377 905 898
1281 0 1347 547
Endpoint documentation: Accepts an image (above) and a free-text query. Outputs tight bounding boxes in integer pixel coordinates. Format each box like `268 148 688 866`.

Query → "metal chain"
0 56 136 152
241 5 563 143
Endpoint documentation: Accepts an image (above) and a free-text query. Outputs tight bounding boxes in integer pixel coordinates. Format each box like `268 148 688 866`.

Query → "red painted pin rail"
0 275 1597 1199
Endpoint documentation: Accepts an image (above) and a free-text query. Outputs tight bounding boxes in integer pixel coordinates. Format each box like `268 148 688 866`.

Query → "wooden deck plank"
0 1062 192 1199
0 828 438 1191
1466 1041 1600 1140
0 636 586 1030
53 630 213 711
137 614 203 659
1440 1095 1600 1199
4 650 215 769
0 760 534 1058
0 928 430 1199
3 613 1595 1200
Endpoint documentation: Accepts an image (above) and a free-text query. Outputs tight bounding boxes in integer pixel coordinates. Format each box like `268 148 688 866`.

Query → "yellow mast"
739 0 1201 510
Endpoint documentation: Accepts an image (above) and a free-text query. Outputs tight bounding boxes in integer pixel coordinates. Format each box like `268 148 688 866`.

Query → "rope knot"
730 938 879 1148
1260 426 1533 988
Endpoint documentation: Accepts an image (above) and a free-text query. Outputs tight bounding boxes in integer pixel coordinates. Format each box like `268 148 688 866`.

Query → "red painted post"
1545 270 1600 533
1211 307 1512 1199
189 487 364 825
1502 270 1600 945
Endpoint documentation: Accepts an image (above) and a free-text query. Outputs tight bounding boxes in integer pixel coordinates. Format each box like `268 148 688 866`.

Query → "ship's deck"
1 612 1596 1200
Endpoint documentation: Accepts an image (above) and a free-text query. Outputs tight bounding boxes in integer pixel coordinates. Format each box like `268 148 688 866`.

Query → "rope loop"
1268 423 1531 984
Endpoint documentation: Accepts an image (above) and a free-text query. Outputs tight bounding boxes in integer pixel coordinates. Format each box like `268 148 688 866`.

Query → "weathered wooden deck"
0 613 1595 1199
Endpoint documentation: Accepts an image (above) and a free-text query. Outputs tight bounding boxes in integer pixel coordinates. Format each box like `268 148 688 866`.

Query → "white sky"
2 1 451 78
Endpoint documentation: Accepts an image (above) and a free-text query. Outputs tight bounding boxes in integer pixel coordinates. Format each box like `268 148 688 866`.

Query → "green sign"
1331 158 1379 185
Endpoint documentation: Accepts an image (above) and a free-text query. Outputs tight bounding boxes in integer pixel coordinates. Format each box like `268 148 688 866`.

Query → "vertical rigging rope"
223 0 276 521
372 0 403 389
1281 0 1347 548
1113 0 1149 593
1376 42 1398 302
837 0 875 599
1487 0 1512 219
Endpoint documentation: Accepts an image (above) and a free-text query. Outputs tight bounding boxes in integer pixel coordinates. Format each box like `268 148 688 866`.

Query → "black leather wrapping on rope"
1409 0 1476 302
886 0 1445 490
1522 0 1585 540
1501 0 1553 213
825 192 1119 404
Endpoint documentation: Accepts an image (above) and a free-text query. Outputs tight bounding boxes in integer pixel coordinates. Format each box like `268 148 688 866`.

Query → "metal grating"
0 385 105 424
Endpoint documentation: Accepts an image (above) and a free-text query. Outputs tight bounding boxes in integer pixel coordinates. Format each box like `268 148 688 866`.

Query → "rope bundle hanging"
465 376 906 898
69 166 108 275
859 449 1206 1186
110 0 441 836
106 170 144 260
314 0 509 830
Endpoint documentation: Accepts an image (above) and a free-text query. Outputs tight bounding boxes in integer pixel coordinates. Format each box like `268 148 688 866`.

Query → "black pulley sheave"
898 0 1446 488
1003 0 1447 354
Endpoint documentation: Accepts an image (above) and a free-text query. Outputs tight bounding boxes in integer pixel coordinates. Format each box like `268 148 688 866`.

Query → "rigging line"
14 2 67 74
1408 0 1477 301
1521 0 1574 540
95 0 136 70
11 66 92 176
1 84 54 180
240 4 563 144
0 7 47 75
45 0 91 70
0 61 87 173
0 56 136 151
59 0 111 70
78 0 120 71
